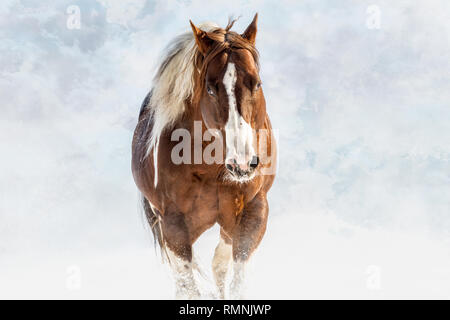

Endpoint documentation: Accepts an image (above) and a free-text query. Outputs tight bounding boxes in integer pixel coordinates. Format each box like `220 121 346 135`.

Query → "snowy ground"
2 215 450 299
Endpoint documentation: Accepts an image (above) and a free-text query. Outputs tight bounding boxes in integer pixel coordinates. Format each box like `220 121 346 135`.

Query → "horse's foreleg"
166 248 200 299
230 192 268 299
163 211 200 299
212 229 232 299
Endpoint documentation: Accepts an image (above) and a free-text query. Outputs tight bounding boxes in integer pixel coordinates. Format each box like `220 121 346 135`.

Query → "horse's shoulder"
139 89 153 118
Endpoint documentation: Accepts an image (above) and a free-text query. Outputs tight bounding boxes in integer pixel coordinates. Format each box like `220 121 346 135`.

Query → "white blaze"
223 62 255 166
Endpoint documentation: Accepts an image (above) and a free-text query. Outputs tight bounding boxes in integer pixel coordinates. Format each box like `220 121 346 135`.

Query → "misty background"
0 0 449 299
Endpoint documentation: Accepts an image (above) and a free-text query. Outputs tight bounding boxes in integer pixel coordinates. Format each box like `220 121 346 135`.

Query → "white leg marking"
230 261 246 300
166 248 200 299
212 237 232 299
223 62 256 167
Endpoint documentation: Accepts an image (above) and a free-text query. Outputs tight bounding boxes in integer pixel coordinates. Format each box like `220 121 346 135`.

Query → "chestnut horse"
131 14 276 299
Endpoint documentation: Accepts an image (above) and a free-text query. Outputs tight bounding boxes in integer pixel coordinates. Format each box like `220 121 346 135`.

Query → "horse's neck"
174 99 203 132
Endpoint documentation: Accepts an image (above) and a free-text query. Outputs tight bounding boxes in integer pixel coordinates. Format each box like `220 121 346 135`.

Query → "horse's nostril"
249 156 259 169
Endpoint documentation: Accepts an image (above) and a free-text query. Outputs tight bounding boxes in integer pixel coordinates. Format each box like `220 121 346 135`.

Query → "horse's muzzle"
225 155 259 179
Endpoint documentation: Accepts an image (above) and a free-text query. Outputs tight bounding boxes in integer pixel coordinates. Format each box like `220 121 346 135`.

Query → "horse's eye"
255 82 262 91
207 85 215 96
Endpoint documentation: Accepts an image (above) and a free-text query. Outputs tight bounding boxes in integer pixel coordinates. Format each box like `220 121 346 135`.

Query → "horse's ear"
242 13 258 45
190 20 214 55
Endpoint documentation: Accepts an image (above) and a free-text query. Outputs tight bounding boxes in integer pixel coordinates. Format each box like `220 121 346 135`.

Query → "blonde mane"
143 22 219 186
145 22 219 158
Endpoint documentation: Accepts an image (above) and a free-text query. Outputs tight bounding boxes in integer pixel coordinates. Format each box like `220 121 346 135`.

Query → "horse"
131 14 276 299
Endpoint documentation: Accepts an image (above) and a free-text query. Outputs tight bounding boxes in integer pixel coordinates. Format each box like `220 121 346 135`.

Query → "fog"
0 0 449 299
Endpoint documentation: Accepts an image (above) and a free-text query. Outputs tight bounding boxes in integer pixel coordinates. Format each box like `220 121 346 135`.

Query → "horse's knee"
232 194 269 261
162 211 192 261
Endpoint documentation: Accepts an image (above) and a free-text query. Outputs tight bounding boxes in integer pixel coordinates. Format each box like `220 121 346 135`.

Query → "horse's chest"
168 171 245 217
